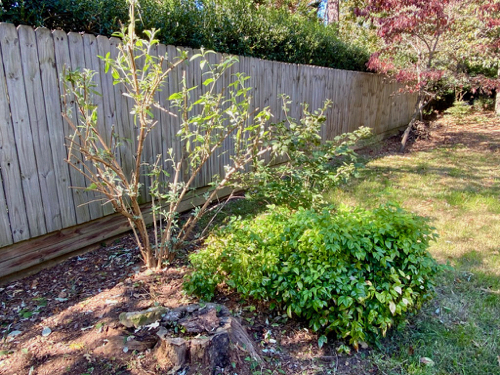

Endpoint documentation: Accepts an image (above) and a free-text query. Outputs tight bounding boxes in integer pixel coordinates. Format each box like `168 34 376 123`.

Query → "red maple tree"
356 0 500 150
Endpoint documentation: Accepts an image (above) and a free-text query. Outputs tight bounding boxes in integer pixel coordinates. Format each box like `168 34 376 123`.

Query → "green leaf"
169 92 183 100
203 78 215 86
190 53 202 61
318 335 328 349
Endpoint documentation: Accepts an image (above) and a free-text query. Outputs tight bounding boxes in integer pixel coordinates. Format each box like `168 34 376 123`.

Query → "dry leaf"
420 357 435 366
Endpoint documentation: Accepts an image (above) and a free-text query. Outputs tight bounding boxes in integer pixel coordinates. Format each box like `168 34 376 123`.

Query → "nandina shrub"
184 204 439 347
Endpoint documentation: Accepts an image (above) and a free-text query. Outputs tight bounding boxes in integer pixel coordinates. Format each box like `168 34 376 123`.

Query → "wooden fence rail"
0 23 416 279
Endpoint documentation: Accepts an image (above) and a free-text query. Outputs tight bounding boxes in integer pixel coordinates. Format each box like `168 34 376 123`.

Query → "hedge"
0 0 369 71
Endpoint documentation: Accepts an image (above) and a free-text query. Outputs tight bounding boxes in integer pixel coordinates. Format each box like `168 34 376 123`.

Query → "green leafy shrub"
0 0 369 71
185 204 439 347
238 98 371 209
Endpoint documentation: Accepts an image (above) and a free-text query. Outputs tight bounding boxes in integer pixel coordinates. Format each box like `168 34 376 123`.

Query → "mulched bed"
1 110 498 375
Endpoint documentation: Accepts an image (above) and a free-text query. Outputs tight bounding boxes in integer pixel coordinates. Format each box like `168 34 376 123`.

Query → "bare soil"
1 110 498 375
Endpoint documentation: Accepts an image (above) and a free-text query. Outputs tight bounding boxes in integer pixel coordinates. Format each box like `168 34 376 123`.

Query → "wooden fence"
0 23 416 279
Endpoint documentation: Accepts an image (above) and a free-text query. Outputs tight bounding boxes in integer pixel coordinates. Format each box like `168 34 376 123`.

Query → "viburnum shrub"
185 204 439 348
236 96 371 209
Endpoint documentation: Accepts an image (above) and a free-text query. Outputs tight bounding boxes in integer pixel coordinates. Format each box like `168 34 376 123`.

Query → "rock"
41 327 52 337
185 304 200 313
119 306 167 328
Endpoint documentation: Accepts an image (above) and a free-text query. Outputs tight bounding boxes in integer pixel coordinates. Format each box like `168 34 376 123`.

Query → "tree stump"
155 303 260 374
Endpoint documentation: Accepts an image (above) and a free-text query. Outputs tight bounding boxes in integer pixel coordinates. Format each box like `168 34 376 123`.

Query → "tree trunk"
325 0 340 24
400 94 425 152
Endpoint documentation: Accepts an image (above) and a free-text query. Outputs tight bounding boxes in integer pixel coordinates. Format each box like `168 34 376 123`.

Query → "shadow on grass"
334 146 500 213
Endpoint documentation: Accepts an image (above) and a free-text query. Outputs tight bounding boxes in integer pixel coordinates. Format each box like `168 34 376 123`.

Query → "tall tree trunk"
325 0 340 24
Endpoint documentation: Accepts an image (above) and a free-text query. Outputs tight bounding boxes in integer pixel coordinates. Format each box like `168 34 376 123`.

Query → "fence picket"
53 30 92 224
67 32 104 220
0 174 11 246
0 39 29 243
0 23 46 238
36 27 77 229
18 26 63 233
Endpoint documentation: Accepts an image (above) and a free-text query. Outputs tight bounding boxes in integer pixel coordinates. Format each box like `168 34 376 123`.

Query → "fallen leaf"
420 357 435 366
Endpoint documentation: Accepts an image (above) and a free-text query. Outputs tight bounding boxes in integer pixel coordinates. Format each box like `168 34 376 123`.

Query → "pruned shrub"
185 204 439 347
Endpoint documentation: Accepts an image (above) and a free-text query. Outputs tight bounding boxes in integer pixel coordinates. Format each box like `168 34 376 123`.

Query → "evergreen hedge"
0 0 369 71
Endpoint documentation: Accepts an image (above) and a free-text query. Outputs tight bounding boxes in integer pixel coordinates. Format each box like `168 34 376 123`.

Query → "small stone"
41 327 52 337
119 306 167 328
7 331 22 341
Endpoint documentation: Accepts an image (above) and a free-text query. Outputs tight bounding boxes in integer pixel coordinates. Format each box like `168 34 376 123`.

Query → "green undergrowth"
186 204 439 348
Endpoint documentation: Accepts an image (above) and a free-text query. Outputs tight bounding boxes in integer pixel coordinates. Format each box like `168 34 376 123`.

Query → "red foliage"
358 0 500 98
356 0 453 42
479 2 500 52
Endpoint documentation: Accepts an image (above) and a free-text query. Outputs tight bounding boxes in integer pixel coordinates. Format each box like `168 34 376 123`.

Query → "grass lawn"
327 112 500 375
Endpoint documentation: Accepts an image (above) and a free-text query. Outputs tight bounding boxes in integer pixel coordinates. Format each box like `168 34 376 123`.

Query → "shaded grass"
327 117 500 374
